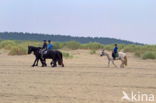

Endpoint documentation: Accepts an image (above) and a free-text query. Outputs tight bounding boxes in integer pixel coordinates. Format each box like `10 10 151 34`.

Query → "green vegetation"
0 40 156 60
0 40 41 55
0 40 16 50
142 52 156 60
90 50 96 55
123 45 156 59
62 52 73 58
9 46 27 55
64 41 80 50
53 42 64 49
81 42 104 50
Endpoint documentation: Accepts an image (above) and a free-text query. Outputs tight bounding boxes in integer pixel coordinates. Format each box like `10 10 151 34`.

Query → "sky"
0 0 156 44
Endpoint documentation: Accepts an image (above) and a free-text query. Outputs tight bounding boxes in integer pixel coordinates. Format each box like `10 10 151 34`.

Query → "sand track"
0 50 156 103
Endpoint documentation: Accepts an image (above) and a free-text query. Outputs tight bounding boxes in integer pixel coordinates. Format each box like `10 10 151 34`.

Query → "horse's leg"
120 60 124 68
108 60 110 67
61 59 64 67
52 60 57 67
122 59 125 68
44 59 47 67
122 61 125 68
32 58 37 67
41 53 47 67
35 59 39 66
50 60 53 66
40 58 46 67
40 59 44 67
112 60 117 68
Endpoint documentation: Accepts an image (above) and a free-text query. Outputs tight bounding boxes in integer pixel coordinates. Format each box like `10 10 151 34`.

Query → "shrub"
134 51 142 57
81 42 104 50
90 50 96 54
142 52 156 60
20 41 42 48
123 45 138 52
0 40 17 50
8 46 27 55
64 41 80 50
53 42 64 49
103 44 114 51
62 52 73 58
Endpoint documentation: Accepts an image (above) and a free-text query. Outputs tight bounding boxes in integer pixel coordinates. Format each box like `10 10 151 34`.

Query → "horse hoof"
32 65 35 67
52 65 57 67
62 64 64 67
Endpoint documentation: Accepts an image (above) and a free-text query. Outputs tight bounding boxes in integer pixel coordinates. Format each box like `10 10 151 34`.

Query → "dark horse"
28 46 64 67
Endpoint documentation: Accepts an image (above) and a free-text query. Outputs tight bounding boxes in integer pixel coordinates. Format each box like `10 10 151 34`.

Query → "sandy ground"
0 50 156 103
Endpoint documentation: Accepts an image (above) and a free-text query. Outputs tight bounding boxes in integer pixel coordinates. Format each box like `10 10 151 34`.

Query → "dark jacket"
42 43 47 49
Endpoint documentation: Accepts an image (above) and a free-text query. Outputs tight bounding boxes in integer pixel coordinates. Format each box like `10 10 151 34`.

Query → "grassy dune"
0 40 156 59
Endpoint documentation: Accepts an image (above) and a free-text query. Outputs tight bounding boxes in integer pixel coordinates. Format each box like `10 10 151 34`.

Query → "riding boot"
41 54 44 60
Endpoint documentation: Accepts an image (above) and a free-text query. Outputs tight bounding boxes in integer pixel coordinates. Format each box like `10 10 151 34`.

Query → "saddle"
39 49 48 54
43 50 48 54
112 52 119 60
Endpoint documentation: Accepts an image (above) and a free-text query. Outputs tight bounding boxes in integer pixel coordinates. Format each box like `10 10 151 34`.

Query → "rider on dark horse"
40 40 63 67
112 44 119 60
41 40 47 59
41 40 53 55
43 40 47 50
47 40 53 50
28 45 64 67
41 40 55 64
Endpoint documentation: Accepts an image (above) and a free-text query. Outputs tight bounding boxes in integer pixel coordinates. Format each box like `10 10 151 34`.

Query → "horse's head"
100 49 106 56
28 46 33 54
28 46 42 54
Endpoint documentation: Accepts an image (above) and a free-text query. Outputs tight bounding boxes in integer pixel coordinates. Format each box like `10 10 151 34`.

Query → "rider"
41 40 47 59
47 40 54 66
47 40 53 50
112 44 118 60
42 40 47 50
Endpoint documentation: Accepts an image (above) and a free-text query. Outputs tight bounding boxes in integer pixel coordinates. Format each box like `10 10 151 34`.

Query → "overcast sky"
0 0 156 44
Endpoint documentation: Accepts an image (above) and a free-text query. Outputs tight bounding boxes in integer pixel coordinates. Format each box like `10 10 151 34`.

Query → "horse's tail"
124 56 127 66
58 52 64 67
